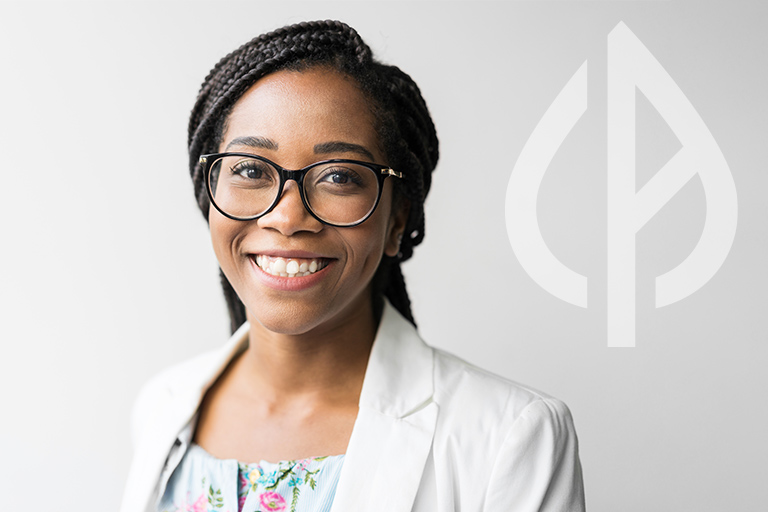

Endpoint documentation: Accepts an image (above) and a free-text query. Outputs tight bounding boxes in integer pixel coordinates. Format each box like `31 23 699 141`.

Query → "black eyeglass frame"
200 152 404 227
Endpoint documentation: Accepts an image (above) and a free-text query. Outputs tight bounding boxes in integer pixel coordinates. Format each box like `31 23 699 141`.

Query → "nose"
257 180 323 235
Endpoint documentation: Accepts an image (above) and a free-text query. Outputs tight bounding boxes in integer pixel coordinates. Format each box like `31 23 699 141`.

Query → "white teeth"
256 256 328 277
272 259 287 274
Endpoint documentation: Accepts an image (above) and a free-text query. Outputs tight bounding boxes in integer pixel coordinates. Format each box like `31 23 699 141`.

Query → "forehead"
221 67 381 158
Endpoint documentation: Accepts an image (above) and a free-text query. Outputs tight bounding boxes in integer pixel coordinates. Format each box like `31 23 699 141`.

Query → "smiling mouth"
254 255 332 277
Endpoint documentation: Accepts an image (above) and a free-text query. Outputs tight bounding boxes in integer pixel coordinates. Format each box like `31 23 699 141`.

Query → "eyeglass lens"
208 155 380 225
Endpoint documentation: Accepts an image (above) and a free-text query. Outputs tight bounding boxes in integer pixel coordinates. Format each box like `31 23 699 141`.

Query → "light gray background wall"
1 1 765 510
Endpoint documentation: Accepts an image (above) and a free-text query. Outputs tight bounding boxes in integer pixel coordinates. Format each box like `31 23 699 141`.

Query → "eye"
230 159 272 181
316 166 365 187
326 172 352 184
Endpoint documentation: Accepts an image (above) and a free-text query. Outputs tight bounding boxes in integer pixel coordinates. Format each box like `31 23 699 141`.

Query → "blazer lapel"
122 396 198 512
331 302 437 512
121 324 250 512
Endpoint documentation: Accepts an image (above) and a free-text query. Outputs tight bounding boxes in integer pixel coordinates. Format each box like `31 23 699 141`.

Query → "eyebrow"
225 136 278 151
314 141 375 162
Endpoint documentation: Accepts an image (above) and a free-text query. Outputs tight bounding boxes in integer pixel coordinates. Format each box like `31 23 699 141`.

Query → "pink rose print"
185 492 207 512
259 491 287 511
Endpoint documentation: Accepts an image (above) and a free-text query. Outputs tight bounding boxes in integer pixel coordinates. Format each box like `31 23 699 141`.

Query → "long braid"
188 20 438 332
370 65 438 327
219 269 246 334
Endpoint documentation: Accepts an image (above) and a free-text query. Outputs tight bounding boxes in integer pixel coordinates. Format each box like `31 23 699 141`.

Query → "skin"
194 67 408 463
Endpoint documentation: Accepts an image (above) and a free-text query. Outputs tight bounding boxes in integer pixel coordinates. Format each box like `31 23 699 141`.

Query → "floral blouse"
158 441 345 512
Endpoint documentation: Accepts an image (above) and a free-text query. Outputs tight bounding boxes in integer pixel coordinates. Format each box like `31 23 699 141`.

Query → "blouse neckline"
187 440 346 467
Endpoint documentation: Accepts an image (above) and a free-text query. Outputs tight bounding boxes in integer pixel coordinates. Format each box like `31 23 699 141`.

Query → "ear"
384 199 410 258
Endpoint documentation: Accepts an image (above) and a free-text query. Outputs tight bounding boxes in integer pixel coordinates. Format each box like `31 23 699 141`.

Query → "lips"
254 255 331 277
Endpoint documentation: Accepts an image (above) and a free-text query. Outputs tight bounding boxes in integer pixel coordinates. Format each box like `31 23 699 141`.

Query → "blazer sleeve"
483 398 585 511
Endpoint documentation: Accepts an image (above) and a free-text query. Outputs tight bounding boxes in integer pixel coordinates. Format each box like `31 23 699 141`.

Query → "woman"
121 20 585 512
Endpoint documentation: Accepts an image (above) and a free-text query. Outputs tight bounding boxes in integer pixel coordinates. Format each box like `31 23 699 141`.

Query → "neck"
237 299 380 406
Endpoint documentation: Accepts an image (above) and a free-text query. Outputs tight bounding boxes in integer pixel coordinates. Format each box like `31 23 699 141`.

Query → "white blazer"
121 301 585 512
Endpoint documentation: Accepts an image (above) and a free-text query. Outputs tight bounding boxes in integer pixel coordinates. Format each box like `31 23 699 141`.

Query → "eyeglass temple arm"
381 168 404 179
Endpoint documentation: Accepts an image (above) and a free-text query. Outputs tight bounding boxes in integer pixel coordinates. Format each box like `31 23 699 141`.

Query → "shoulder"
378 302 576 437
428 346 576 447
129 350 214 446
431 346 571 424
426 347 584 510
129 325 250 448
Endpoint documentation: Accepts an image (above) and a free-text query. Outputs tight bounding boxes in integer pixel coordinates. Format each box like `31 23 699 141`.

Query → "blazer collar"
122 322 251 512
166 320 250 402
358 300 435 417
331 301 438 511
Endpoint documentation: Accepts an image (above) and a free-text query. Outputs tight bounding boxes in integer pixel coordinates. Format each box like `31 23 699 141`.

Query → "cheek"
356 229 387 268
347 202 394 272
208 214 242 269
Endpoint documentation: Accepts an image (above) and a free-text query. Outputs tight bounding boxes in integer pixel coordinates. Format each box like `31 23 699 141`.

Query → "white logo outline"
505 22 738 348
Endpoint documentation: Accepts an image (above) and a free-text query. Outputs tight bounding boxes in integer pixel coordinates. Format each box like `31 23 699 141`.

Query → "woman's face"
210 67 406 336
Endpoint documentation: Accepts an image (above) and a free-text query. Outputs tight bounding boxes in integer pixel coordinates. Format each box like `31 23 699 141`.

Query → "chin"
245 300 327 335
242 289 375 337
252 317 324 336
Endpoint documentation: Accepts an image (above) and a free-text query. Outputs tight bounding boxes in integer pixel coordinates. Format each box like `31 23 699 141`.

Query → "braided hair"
188 20 439 333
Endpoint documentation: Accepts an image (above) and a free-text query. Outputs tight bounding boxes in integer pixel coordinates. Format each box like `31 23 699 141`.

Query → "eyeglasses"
200 153 404 227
